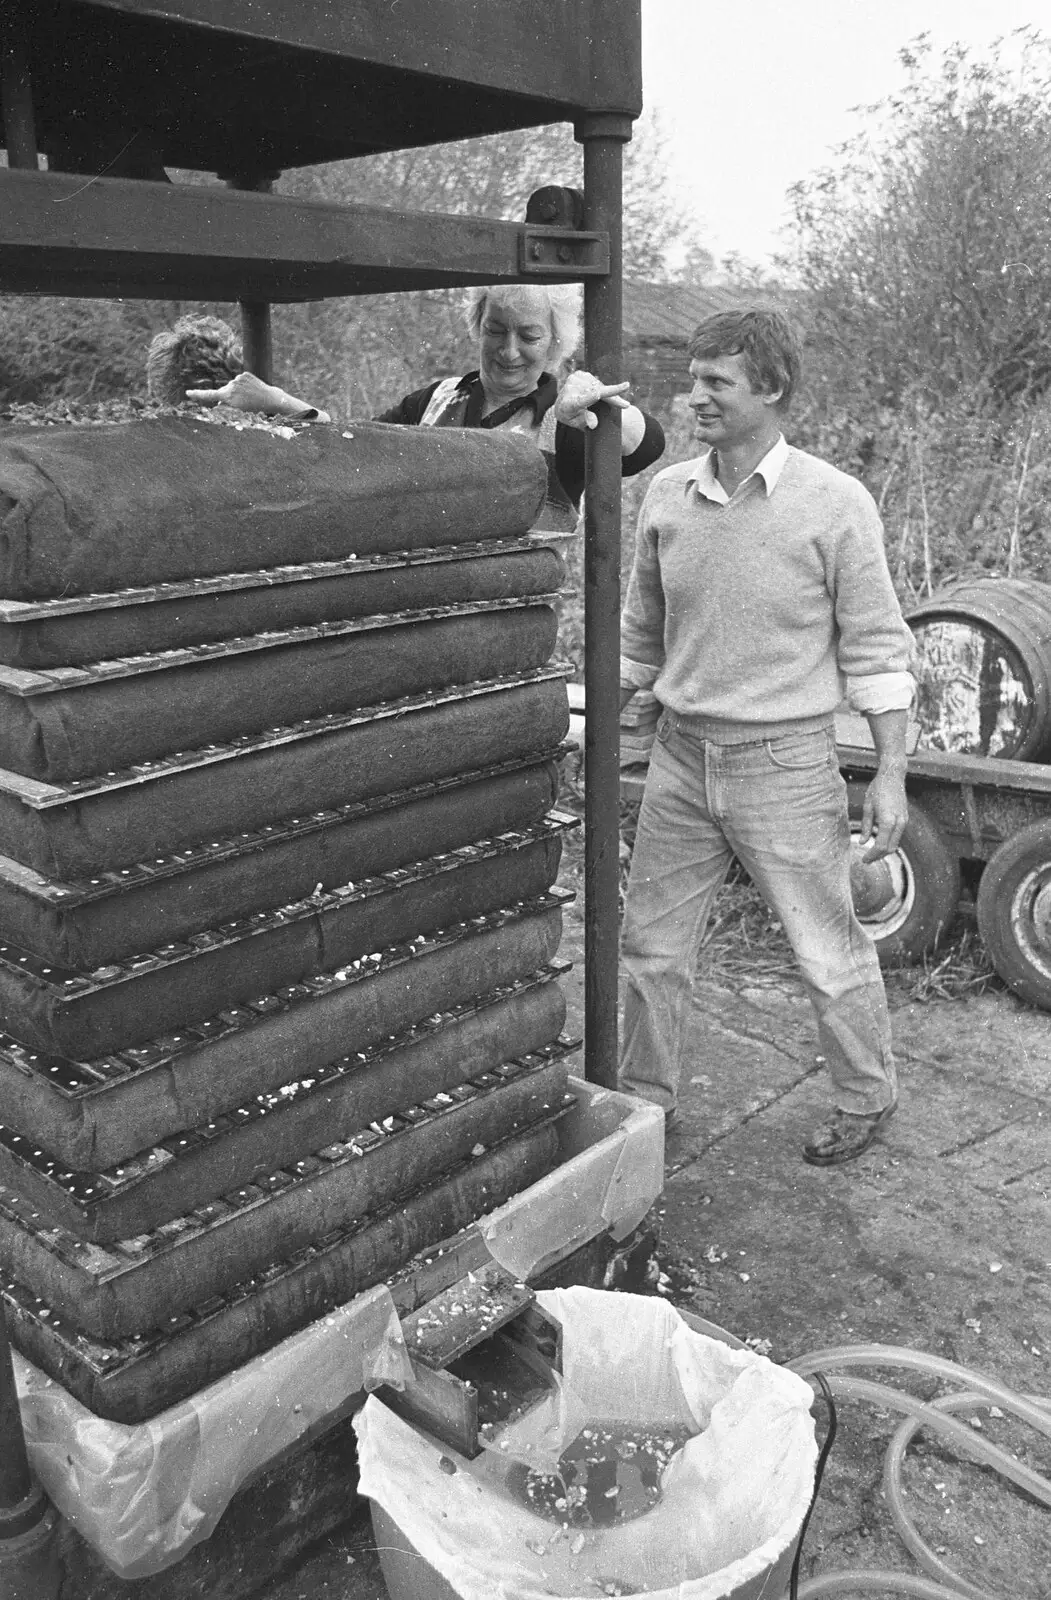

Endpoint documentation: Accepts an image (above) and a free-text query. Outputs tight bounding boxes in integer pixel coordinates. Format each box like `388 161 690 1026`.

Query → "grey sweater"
620 445 914 732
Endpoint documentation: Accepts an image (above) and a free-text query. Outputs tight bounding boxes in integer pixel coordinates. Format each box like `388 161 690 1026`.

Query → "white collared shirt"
687 436 790 505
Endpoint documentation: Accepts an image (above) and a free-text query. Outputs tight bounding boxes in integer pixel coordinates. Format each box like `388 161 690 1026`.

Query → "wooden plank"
14 2 637 183
380 1356 480 1457
0 171 608 302
399 1261 535 1370
838 741 1051 796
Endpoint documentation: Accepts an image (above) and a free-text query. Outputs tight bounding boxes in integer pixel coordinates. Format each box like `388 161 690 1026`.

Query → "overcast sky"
640 0 1043 267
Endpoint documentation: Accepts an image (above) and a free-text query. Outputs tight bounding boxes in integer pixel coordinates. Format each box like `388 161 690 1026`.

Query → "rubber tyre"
975 820 1051 1011
846 782 961 963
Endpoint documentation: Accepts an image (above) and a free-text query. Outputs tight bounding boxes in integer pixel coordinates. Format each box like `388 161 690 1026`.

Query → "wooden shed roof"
622 280 785 346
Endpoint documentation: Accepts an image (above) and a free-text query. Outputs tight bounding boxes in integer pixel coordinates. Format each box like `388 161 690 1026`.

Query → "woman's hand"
554 370 631 430
554 371 647 454
185 371 331 423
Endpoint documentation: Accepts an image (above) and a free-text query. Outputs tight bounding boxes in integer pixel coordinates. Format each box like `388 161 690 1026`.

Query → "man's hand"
860 765 908 861
185 371 330 423
860 706 909 860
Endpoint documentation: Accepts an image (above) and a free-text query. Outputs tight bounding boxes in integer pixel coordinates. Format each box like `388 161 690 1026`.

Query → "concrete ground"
645 971 1051 1596
257 882 1051 1600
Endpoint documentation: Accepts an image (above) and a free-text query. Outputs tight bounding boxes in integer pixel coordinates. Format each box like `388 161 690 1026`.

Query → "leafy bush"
0 295 161 403
777 30 1051 597
791 391 1051 596
785 30 1051 414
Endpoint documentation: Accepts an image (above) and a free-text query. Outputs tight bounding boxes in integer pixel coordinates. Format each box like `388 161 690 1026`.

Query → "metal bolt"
530 243 544 260
557 244 573 264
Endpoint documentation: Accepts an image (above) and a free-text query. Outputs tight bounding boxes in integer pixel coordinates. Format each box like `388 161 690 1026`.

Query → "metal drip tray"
0 892 572 1168
0 596 558 696
0 598 560 783
0 1046 578 1339
0 813 575 1057
0 966 571 1241
0 537 551 621
0 750 568 967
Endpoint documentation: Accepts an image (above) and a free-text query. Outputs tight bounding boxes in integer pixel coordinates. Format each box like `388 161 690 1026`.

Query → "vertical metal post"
1 4 39 170
240 300 274 385
222 173 278 383
575 114 633 1087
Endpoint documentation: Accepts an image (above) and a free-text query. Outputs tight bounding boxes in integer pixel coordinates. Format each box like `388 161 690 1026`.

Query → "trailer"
837 733 1051 1012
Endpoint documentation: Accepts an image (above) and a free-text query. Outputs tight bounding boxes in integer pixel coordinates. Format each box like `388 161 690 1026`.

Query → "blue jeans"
619 715 897 1117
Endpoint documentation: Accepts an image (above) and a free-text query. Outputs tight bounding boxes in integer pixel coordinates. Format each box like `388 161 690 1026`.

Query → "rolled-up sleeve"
847 671 915 714
829 479 916 706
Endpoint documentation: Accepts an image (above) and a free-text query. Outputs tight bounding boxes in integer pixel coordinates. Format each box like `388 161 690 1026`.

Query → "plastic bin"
357 1290 818 1600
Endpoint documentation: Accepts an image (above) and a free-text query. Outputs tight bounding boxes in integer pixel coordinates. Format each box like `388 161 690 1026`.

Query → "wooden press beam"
0 169 609 302
0 6 38 170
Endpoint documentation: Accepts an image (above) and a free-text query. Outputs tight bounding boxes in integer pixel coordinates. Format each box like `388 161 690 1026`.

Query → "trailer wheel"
975 821 1051 1011
846 783 960 962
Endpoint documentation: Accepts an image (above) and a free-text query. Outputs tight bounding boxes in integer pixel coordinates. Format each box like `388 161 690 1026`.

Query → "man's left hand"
861 766 908 861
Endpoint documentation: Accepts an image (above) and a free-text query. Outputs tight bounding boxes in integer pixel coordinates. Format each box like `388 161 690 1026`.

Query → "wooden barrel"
907 578 1051 762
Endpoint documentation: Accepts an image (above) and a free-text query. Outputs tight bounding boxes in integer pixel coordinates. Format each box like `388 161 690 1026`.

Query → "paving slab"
656 969 1051 1599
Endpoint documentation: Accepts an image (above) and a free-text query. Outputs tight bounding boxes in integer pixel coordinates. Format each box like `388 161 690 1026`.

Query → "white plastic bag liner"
479 1082 663 1278
13 1283 411 1580
355 1288 818 1600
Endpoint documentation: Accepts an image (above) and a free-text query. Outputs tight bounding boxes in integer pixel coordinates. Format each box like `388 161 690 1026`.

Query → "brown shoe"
803 1102 897 1167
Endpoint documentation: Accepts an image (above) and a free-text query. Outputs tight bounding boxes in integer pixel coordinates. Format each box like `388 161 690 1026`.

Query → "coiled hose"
785 1344 1051 1599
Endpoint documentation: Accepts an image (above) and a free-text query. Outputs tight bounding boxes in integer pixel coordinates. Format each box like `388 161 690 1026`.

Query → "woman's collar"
464 370 558 424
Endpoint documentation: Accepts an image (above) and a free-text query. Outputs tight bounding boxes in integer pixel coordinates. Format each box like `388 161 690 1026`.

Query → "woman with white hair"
375 284 665 533
187 284 663 531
